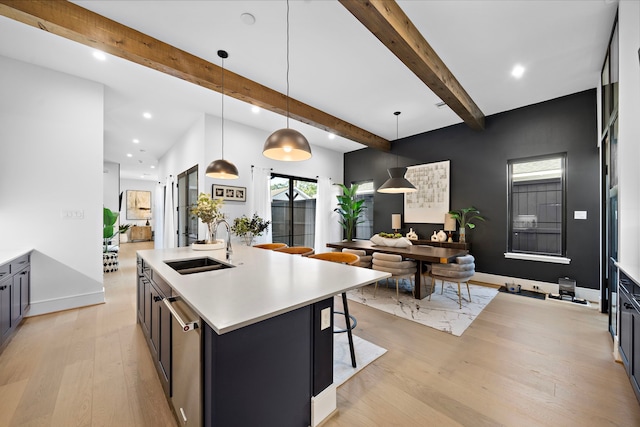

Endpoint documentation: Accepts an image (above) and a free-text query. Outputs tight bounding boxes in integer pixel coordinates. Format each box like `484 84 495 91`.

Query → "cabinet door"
19 268 29 314
137 275 145 324
633 312 640 394
0 279 11 340
10 278 20 326
157 295 172 388
620 291 633 370
143 279 153 339
150 285 161 354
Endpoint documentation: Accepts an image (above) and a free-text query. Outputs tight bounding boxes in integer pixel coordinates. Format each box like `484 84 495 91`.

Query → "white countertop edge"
0 249 33 266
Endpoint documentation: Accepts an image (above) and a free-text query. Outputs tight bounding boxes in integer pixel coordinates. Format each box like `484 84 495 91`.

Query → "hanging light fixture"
377 111 417 193
206 50 239 179
262 0 312 161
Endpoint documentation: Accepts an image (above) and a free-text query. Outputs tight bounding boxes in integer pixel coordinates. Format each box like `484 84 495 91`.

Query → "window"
507 154 566 258
270 174 317 247
177 165 198 247
353 180 374 239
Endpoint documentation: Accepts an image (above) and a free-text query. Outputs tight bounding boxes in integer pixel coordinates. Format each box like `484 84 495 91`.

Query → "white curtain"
153 181 165 248
250 166 272 244
314 177 341 254
163 176 176 249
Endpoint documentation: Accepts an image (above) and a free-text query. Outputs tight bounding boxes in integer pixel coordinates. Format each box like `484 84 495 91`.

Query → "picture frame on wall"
126 190 152 220
404 160 450 223
213 184 246 202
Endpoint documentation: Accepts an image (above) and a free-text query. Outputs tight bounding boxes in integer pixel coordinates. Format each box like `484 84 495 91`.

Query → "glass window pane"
508 155 565 256
354 180 374 239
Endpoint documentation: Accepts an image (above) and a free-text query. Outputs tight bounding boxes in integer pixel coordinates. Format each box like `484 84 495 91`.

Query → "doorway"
177 165 198 247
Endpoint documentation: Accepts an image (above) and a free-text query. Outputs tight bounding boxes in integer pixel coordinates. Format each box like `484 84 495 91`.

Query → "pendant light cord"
286 0 290 128
394 111 401 167
221 55 225 160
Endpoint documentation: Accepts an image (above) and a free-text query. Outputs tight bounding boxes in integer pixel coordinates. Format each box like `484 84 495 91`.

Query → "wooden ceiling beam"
0 0 391 151
340 0 485 131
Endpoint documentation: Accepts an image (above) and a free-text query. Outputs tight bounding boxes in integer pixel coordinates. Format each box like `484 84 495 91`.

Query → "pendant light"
206 50 239 179
377 111 417 194
262 0 312 161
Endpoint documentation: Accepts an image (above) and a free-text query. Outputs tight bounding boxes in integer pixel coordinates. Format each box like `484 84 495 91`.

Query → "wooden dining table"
326 240 469 299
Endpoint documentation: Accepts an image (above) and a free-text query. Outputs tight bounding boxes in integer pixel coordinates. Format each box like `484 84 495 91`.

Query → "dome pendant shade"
377 167 417 193
206 158 239 179
263 128 312 161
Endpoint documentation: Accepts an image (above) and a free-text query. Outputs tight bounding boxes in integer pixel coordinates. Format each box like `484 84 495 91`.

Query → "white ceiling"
0 1 618 181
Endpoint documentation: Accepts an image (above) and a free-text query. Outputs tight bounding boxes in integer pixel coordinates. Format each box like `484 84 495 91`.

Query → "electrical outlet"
533 285 540 290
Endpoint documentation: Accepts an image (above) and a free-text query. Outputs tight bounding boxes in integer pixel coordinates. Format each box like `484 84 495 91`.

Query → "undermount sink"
165 257 234 275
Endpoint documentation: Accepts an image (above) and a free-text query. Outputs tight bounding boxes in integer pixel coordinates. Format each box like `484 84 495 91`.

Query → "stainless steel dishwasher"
163 294 201 427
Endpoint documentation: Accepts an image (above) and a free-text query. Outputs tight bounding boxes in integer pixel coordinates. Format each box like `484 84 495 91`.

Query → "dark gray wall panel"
345 90 599 289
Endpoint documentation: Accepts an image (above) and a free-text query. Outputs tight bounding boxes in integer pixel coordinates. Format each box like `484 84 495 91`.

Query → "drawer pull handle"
624 302 633 310
153 295 163 302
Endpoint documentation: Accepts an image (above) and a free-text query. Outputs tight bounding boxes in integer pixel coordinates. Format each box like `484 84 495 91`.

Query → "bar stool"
308 252 359 368
274 246 315 256
253 243 288 250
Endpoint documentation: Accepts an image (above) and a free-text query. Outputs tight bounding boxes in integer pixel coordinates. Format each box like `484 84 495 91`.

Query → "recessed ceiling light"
133 138 139 143
92 50 106 61
150 165 155 169
241 13 256 25
126 153 133 157
511 64 525 79
143 112 152 119
251 106 260 114
328 133 336 140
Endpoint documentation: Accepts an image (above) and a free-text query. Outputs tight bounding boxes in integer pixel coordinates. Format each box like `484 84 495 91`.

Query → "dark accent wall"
345 90 600 289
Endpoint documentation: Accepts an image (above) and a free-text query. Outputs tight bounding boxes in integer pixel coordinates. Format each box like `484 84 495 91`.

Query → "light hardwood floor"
1 243 639 426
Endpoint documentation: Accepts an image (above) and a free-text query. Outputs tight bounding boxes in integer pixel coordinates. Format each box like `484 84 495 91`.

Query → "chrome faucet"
216 219 233 261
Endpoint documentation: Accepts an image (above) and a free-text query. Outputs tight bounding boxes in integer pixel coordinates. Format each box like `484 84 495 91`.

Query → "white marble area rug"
333 332 386 387
347 279 499 336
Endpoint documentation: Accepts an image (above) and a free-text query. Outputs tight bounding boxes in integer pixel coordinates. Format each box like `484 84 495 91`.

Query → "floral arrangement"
191 192 225 242
231 213 271 245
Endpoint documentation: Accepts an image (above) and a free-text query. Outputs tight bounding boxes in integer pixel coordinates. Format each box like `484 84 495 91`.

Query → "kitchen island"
136 245 389 427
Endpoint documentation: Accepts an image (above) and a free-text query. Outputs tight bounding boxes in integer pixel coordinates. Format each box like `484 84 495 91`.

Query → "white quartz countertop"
137 246 390 334
0 249 32 266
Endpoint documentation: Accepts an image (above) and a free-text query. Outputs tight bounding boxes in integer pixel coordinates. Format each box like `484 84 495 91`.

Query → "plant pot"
103 252 119 273
459 228 466 243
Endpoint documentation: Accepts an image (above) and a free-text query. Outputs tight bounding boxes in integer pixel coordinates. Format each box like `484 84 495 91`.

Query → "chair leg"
466 281 471 303
428 276 435 301
457 281 462 308
341 292 357 368
374 280 378 297
395 277 400 301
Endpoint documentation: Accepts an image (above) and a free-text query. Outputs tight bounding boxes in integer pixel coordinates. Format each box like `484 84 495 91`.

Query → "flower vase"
459 227 466 243
243 234 255 246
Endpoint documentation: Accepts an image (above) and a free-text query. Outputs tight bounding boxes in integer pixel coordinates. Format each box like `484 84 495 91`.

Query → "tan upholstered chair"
428 254 475 308
253 243 288 250
274 246 315 256
308 252 360 367
371 252 417 300
341 248 372 268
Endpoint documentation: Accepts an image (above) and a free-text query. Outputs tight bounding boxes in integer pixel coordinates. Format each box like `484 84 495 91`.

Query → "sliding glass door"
270 174 317 247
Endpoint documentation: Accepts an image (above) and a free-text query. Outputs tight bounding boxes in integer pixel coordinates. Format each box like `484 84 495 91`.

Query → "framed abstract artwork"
404 160 450 224
126 190 152 220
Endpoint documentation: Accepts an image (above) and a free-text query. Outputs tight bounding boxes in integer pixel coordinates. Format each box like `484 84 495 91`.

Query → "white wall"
0 56 105 315
158 113 344 245
618 1 640 281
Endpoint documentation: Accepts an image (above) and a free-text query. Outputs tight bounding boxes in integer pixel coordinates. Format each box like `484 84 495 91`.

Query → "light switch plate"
320 307 331 330
574 211 587 220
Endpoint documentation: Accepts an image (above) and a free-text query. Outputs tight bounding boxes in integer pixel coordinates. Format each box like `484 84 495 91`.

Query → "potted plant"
448 206 485 243
119 223 132 243
334 183 365 242
191 192 225 244
231 213 271 246
103 207 119 272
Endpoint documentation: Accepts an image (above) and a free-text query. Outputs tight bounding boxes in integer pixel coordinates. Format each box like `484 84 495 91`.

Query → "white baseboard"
27 288 105 316
311 384 337 427
471 272 600 303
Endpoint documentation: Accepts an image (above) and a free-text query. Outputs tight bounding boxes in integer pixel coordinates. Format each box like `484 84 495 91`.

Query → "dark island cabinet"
0 253 31 350
136 255 172 396
618 270 640 402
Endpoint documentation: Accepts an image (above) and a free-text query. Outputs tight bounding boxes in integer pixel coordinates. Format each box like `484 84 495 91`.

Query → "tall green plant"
103 207 119 253
448 206 485 229
334 183 365 241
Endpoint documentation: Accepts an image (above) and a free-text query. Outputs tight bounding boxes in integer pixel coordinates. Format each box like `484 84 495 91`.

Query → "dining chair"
253 243 288 250
274 246 315 256
307 252 359 368
341 248 372 268
427 254 475 308
371 252 417 300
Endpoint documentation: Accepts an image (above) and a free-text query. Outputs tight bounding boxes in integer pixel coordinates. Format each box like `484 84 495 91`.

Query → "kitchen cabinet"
618 270 640 402
136 255 172 396
0 252 31 350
